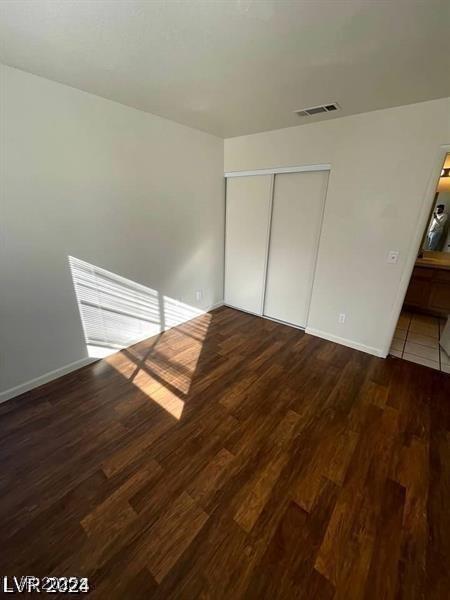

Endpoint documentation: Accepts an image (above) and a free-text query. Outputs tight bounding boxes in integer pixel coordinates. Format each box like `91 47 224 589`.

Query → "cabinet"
404 266 450 316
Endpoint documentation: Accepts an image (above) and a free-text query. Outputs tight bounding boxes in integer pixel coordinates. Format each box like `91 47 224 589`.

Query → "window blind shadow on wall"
68 256 204 358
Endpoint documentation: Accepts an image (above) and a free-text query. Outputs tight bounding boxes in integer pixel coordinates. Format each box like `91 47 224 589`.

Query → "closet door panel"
264 170 328 327
225 175 272 314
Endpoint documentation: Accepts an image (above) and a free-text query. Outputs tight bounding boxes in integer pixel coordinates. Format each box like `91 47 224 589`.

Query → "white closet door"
225 175 272 314
264 170 328 328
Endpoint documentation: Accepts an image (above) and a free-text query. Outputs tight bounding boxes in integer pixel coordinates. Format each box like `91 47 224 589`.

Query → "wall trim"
224 164 331 178
0 356 98 404
208 301 224 311
306 327 386 358
223 304 385 356
0 301 224 405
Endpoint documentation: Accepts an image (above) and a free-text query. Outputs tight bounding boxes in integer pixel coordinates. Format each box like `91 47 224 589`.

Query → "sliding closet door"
264 170 328 327
225 175 272 314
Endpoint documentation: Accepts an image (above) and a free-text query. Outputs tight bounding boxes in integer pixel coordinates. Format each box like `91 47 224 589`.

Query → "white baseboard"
305 327 386 358
208 301 224 311
0 301 225 405
0 356 98 405
221 305 385 358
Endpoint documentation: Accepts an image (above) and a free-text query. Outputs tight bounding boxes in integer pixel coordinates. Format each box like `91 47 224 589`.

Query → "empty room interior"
1 1 450 598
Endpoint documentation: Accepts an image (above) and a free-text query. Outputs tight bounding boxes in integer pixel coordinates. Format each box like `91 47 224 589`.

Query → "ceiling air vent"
294 102 340 117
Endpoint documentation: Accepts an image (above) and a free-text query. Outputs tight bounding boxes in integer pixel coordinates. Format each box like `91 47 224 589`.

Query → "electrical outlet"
338 313 346 324
195 290 203 301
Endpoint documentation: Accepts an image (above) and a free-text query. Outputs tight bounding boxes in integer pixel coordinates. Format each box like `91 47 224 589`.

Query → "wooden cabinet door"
429 282 450 313
404 276 431 307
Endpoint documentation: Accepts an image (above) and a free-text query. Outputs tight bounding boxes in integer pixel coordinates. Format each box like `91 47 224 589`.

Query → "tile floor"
390 310 450 373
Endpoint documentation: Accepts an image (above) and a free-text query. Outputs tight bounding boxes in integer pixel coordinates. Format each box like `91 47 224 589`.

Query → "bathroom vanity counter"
415 251 450 271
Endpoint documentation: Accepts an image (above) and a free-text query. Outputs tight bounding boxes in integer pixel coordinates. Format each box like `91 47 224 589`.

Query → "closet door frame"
224 163 331 327
224 164 331 178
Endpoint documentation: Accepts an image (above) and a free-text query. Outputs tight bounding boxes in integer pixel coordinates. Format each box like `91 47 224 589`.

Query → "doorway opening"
389 153 450 372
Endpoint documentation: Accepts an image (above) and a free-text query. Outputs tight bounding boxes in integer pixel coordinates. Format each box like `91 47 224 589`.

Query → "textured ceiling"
1 0 449 137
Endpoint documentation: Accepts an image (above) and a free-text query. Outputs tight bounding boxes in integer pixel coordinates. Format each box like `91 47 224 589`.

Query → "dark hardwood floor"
0 306 449 598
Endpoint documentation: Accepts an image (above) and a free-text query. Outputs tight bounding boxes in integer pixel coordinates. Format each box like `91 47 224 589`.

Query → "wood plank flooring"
0 306 449 598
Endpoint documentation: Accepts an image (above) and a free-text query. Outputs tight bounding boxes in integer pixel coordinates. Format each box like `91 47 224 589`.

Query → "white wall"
0 65 224 397
225 98 450 356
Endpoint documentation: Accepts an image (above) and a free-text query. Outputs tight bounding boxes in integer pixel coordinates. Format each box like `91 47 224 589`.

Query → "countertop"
415 251 450 271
